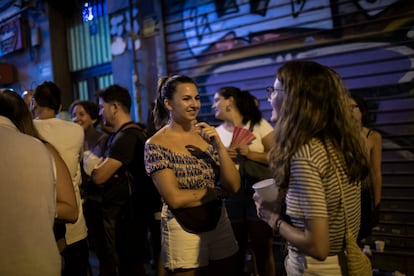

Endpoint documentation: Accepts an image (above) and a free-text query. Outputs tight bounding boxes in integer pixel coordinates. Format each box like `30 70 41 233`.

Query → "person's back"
0 116 61 276
32 81 89 275
34 118 84 179
34 118 87 244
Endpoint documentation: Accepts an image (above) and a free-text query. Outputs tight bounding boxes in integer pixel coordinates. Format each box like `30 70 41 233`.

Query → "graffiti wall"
160 2 414 258
162 0 413 122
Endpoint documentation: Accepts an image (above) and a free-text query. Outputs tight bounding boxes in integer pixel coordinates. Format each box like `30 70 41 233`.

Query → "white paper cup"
375 240 385 252
252 178 278 203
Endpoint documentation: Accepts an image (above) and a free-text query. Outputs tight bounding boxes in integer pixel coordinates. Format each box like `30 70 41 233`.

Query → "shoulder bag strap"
330 158 350 231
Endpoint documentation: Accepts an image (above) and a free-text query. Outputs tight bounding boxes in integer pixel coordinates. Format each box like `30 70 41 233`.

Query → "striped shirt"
286 138 361 255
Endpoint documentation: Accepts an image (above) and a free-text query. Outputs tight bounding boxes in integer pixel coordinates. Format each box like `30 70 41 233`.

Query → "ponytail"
153 77 169 130
152 75 198 130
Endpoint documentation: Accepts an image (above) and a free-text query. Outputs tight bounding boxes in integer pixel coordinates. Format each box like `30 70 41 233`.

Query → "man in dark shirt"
90 84 149 276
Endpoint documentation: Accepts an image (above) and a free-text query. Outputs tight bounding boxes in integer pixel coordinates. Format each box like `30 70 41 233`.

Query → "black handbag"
240 158 273 185
170 199 222 233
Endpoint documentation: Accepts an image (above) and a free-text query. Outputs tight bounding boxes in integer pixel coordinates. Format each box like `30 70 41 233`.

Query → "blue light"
82 2 94 22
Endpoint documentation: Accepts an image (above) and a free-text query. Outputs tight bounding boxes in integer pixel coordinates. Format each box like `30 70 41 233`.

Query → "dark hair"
0 89 40 137
33 81 61 114
97 84 131 113
216 86 262 126
69 100 101 127
152 75 197 130
350 94 370 126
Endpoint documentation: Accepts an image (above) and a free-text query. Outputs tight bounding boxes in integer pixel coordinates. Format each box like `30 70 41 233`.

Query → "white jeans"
161 204 238 271
285 248 342 276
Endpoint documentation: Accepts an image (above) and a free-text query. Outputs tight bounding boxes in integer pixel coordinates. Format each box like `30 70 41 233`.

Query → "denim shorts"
285 248 342 275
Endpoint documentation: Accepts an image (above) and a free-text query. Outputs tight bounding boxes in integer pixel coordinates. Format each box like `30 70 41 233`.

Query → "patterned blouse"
144 143 220 190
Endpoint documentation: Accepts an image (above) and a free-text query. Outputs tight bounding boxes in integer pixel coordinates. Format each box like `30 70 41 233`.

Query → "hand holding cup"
253 178 280 229
252 178 279 203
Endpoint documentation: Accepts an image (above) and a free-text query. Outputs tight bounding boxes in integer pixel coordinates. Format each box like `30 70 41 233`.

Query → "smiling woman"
144 75 241 275
212 86 275 276
69 99 108 167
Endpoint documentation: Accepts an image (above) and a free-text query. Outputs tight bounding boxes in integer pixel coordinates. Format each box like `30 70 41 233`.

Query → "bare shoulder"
146 127 167 145
368 129 382 142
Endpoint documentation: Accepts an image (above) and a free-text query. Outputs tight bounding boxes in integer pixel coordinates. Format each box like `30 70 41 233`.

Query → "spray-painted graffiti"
110 7 140 56
204 42 414 101
180 0 414 150
183 0 332 55
355 0 400 17
197 41 414 164
182 0 399 56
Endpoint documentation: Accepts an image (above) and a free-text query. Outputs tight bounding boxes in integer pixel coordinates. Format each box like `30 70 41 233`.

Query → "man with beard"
86 84 149 276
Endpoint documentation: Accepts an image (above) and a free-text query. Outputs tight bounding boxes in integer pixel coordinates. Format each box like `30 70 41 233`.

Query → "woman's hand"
227 146 239 160
195 122 224 150
236 144 249 156
194 121 240 193
253 192 280 229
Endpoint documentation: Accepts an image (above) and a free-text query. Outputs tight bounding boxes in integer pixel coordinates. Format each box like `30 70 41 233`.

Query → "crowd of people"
0 60 382 276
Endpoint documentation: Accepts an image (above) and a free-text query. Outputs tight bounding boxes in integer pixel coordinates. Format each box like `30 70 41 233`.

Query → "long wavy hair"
269 61 369 189
152 75 197 130
216 86 262 127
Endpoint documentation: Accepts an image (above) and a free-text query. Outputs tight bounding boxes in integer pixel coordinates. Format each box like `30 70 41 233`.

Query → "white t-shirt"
34 118 88 245
216 118 273 153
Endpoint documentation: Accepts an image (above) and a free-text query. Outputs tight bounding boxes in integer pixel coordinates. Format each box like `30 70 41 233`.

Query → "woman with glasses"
255 61 369 275
212 87 275 276
266 86 285 124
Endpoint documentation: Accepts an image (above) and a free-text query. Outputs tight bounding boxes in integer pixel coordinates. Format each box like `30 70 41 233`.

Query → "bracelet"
273 218 283 236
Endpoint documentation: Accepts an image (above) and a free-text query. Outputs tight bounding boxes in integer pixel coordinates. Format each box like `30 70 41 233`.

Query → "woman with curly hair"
254 61 369 275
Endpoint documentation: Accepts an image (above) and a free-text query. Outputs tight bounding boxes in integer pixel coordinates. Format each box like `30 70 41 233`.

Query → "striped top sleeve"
286 138 361 254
